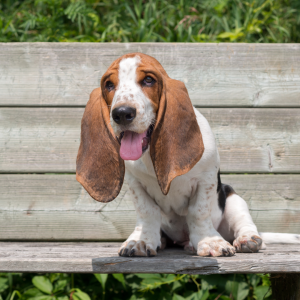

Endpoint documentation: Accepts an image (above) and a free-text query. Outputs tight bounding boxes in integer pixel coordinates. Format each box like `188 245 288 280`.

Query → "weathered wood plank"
0 43 299 107
0 242 299 274
1 210 299 241
1 108 299 173
0 174 299 240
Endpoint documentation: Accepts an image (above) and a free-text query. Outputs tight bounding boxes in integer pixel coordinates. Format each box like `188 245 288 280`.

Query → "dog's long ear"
76 88 125 202
150 79 204 195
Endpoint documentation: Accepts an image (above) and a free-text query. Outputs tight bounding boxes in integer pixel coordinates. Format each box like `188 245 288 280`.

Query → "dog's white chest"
125 154 198 243
125 151 197 216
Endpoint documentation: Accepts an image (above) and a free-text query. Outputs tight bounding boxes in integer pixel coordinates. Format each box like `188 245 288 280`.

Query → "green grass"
0 0 299 43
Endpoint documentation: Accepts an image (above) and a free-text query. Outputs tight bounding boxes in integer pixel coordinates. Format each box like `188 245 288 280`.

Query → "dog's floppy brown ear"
150 79 204 195
76 87 125 202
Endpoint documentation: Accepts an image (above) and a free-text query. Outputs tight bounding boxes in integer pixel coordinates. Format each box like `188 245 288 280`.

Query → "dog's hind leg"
218 187 265 253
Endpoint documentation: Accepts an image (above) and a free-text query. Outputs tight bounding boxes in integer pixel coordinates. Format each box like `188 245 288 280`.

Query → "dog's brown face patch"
101 68 119 111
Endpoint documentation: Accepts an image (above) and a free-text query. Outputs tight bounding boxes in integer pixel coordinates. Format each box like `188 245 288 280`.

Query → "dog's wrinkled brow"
140 69 157 75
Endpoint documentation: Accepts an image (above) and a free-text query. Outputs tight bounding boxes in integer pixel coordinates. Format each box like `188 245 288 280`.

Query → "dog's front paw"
233 234 262 253
197 237 236 257
118 240 157 257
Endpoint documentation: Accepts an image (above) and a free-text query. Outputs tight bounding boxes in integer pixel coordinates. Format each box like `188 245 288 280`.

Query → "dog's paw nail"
229 247 235 255
130 249 135 256
222 248 228 256
146 248 157 257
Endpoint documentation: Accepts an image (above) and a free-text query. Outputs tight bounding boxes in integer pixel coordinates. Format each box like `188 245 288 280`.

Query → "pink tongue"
120 130 147 160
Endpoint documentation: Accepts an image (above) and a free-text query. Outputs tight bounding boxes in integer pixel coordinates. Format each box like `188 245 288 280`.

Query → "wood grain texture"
1 108 299 173
0 174 299 240
0 43 299 107
0 242 299 274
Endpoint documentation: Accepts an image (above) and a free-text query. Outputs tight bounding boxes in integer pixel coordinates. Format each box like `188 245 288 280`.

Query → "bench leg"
271 274 300 300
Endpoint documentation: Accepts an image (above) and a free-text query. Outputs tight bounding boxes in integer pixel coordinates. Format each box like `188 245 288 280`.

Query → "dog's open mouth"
117 125 153 161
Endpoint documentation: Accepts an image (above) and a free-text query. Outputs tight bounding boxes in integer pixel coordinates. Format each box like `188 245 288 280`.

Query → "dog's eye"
143 76 155 86
106 81 114 91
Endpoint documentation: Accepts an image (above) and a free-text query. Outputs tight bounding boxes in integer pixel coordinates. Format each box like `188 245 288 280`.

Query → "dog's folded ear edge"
150 79 205 195
76 87 125 203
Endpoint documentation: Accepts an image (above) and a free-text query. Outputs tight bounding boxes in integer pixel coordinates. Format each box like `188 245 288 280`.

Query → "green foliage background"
0 0 299 42
0 273 272 300
0 0 298 299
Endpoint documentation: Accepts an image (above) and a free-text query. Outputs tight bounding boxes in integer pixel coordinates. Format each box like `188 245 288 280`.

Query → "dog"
76 53 299 257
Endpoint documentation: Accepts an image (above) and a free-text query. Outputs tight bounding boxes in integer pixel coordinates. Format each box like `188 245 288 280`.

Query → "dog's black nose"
112 106 136 125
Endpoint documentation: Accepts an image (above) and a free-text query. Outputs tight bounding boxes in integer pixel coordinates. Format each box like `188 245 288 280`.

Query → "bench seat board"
0 242 299 274
1 108 300 173
0 174 299 240
0 43 299 107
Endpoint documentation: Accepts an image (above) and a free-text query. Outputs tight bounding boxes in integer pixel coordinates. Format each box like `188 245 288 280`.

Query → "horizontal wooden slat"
0 242 300 274
0 174 299 240
0 43 299 107
1 108 299 173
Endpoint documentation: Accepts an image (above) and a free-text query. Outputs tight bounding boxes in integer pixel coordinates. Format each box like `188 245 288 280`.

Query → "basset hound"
76 53 298 257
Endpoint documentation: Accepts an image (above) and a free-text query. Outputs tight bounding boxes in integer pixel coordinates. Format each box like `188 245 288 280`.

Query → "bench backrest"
0 43 299 240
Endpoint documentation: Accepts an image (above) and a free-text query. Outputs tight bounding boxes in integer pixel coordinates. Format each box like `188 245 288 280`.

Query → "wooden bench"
0 43 300 298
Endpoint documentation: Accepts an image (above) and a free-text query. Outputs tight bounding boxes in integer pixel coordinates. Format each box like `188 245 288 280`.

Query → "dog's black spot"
217 170 222 194
217 170 236 213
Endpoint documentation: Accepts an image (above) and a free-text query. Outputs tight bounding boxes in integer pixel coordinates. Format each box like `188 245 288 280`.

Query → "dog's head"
76 53 204 202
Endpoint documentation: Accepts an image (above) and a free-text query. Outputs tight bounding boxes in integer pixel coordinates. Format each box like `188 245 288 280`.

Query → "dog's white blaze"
118 56 140 92
110 56 155 135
